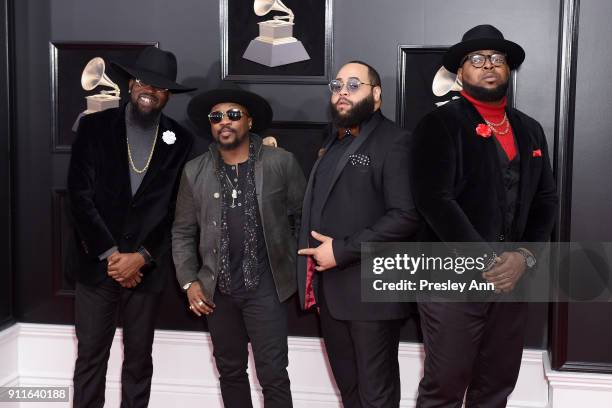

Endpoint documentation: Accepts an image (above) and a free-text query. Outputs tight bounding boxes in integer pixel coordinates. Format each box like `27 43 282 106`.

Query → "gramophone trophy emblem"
80 57 121 114
431 66 462 107
242 0 310 67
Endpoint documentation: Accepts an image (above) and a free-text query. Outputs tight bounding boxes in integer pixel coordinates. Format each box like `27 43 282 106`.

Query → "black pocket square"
349 154 370 166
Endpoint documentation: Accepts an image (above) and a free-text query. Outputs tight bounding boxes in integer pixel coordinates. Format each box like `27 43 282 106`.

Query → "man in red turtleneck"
411 25 558 408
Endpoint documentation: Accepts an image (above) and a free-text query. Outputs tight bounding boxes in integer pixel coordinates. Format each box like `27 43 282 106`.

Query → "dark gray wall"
0 0 13 329
12 0 560 346
566 0 612 368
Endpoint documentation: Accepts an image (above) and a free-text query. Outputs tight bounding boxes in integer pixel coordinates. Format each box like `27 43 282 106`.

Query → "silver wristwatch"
516 248 536 269
182 280 196 291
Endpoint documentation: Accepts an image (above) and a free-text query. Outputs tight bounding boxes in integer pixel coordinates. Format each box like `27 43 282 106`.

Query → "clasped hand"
107 251 145 288
482 251 526 293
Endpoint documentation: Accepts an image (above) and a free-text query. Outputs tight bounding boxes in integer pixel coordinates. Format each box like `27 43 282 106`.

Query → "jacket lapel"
299 129 336 249
459 98 507 217
507 108 531 220
319 112 384 209
110 108 132 202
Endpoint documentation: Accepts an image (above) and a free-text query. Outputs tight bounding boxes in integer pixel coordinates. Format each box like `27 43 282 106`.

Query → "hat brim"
443 38 525 73
111 62 196 94
187 89 273 134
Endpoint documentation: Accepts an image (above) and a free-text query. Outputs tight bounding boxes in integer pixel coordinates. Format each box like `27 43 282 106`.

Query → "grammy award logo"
242 0 310 67
431 66 462 107
80 57 121 113
72 57 121 132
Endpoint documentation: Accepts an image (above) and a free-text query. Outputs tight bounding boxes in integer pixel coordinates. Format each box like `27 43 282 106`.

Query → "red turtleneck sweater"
461 91 517 161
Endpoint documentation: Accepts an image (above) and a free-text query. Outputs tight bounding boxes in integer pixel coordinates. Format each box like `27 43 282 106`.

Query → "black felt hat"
443 24 525 73
188 88 273 133
111 46 196 94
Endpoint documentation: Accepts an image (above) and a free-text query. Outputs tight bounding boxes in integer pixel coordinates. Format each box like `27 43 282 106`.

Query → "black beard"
462 79 509 102
128 101 161 128
216 127 249 151
330 93 375 128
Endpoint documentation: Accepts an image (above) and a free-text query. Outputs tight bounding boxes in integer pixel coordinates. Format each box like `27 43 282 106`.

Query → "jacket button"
498 234 505 241
124 233 133 240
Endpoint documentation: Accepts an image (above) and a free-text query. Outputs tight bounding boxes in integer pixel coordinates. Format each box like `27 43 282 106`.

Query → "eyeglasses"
328 77 376 94
461 53 507 68
208 109 249 124
134 78 168 92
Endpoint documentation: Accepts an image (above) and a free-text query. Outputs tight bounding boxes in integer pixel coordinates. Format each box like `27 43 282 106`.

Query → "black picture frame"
220 0 333 84
396 45 517 132
262 121 328 177
49 41 158 152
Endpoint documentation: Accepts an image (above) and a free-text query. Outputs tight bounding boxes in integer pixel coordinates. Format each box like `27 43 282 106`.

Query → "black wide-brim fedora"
111 46 196 94
443 24 525 73
188 88 273 134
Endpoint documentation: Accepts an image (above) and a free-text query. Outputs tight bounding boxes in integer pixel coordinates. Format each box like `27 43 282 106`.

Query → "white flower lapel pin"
162 130 176 145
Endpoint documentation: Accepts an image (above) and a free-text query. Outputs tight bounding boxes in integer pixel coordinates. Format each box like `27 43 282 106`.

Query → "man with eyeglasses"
411 25 557 407
67 46 195 407
172 88 306 407
297 61 420 407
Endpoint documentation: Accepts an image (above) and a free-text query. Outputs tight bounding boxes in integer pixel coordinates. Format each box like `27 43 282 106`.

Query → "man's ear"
373 85 382 103
457 67 463 84
248 117 253 130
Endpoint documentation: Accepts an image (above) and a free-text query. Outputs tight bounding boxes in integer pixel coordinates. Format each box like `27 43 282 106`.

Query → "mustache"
336 97 353 106
216 125 236 136
480 72 500 80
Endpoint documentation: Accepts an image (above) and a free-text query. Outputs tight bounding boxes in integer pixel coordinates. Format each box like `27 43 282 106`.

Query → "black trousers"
318 284 402 408
73 278 161 408
416 302 528 408
206 273 292 408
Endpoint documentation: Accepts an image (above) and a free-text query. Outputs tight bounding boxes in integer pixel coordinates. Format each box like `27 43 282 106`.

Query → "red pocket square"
532 149 542 157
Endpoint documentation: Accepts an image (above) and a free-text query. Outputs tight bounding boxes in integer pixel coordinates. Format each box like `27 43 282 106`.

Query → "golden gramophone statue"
431 66 462 107
242 0 310 67
81 57 121 113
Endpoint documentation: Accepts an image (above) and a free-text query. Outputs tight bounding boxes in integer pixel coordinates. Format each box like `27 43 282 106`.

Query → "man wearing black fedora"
68 46 195 407
411 25 557 407
172 88 306 407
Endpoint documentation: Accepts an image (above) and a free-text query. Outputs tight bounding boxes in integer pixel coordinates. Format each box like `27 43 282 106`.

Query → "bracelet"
482 252 498 272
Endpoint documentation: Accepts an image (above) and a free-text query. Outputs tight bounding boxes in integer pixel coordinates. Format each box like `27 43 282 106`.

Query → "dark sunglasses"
208 109 249 124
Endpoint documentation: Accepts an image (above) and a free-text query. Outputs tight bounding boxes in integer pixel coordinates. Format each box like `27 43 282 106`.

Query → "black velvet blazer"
297 112 421 320
411 97 558 253
67 106 193 292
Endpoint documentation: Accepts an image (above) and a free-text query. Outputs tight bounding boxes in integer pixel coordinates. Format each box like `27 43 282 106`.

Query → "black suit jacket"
297 112 421 320
411 97 557 251
67 106 193 292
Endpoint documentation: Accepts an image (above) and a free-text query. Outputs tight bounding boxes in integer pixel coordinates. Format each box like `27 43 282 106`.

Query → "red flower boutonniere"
532 149 542 157
475 124 492 138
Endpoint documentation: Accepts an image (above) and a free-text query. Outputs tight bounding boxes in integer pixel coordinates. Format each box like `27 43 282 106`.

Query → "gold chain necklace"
485 113 511 135
127 123 159 174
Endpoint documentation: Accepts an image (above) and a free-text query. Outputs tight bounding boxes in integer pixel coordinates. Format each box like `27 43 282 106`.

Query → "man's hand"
482 251 526 293
297 231 337 271
186 281 215 317
107 252 144 286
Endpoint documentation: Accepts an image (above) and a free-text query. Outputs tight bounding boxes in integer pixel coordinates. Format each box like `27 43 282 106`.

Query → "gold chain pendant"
127 123 159 174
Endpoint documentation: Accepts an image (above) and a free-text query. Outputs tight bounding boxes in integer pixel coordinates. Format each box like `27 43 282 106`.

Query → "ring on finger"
198 300 204 306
